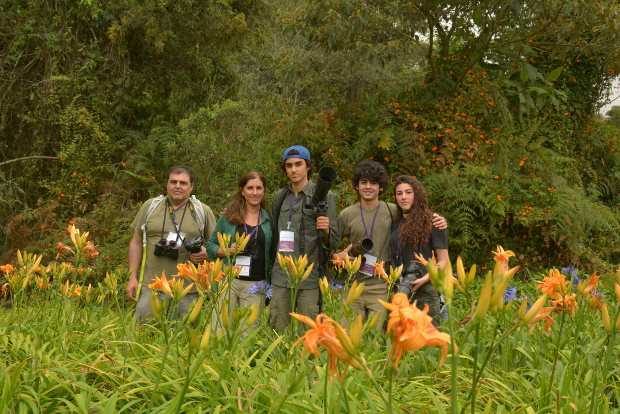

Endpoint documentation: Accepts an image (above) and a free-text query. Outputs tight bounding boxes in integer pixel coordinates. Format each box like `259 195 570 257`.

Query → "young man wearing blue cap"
269 145 338 332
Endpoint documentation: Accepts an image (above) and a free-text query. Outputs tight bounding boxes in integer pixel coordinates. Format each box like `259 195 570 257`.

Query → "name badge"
235 255 252 277
278 230 295 252
166 232 185 248
360 253 377 277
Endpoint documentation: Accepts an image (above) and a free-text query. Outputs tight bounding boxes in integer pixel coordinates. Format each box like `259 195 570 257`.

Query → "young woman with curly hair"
389 175 449 326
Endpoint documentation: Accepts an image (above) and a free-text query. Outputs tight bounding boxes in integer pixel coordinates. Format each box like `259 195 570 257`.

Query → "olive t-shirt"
336 201 399 284
130 197 216 285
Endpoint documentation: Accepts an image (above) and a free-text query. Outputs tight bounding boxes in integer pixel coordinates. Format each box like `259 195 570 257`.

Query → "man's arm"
432 213 448 230
127 231 142 298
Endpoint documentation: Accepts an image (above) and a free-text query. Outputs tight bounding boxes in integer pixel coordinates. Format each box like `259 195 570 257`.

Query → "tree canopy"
1 0 619 270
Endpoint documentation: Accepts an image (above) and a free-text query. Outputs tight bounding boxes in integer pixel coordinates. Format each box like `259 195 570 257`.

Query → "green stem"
593 305 620 412
387 365 395 414
546 311 566 404
323 364 329 414
360 359 390 409
341 380 351 413
289 282 300 337
448 303 458 414
469 322 482 414
173 349 207 413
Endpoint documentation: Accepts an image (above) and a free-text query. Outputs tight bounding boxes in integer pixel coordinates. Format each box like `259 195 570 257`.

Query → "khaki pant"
212 279 265 332
350 282 387 329
269 286 319 332
135 285 198 322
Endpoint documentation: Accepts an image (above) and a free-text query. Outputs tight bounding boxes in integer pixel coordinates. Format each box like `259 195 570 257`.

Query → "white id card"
166 232 185 247
360 253 377 277
235 255 251 277
278 230 295 252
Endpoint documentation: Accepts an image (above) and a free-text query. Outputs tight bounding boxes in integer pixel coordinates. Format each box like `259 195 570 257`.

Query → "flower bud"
345 281 365 306
600 304 611 333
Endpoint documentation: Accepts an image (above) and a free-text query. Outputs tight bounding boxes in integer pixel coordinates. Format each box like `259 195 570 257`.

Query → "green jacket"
206 208 273 282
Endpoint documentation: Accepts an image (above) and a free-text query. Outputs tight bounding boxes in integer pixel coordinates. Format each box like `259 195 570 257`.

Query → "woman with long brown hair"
207 171 273 322
389 175 449 325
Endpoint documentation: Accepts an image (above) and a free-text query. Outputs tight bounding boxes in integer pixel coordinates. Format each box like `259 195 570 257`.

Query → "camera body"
183 236 204 254
154 236 204 260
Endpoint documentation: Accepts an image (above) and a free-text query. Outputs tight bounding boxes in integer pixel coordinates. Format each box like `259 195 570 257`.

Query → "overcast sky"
601 77 620 116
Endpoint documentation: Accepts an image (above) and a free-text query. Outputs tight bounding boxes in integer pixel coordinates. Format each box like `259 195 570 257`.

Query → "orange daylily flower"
290 313 360 378
374 260 387 281
492 246 515 272
177 260 224 292
551 293 577 316
538 268 569 297
84 241 99 259
149 273 173 296
380 293 452 367
331 254 345 269
0 264 15 274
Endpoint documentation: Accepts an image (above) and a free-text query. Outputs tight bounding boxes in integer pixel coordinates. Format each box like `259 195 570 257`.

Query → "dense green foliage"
1 0 619 269
1 251 620 412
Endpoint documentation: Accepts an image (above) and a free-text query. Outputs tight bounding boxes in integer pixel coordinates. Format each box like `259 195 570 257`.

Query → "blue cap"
281 145 311 162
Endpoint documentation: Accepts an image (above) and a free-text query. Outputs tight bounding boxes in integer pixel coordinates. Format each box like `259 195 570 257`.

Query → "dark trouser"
411 283 441 326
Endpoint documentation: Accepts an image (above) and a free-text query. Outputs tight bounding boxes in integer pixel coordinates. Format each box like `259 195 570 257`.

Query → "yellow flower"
519 295 553 332
319 276 330 296
473 272 493 320
277 253 314 283
344 281 365 306
217 233 233 256
455 257 476 292
186 296 204 324
35 276 49 290
233 232 251 255
614 283 620 302
600 304 611 333
169 277 194 301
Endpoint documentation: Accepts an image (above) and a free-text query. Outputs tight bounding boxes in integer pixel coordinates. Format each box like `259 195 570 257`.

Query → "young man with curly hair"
335 160 446 328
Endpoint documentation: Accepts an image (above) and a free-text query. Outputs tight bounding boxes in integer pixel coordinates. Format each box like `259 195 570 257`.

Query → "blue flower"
330 281 344 290
247 280 271 298
561 265 579 283
504 287 517 303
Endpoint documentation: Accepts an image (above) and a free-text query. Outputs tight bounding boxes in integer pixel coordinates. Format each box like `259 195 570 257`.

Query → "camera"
183 236 204 254
154 239 179 260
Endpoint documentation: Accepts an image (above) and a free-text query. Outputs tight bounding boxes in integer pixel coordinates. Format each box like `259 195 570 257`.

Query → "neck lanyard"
243 210 261 239
359 203 380 240
160 199 188 241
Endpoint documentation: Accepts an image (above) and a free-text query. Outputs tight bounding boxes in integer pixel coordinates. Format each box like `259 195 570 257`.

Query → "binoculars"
154 236 204 260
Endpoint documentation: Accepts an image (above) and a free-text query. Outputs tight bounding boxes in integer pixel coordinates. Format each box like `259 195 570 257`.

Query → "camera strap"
359 203 380 241
163 199 188 243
